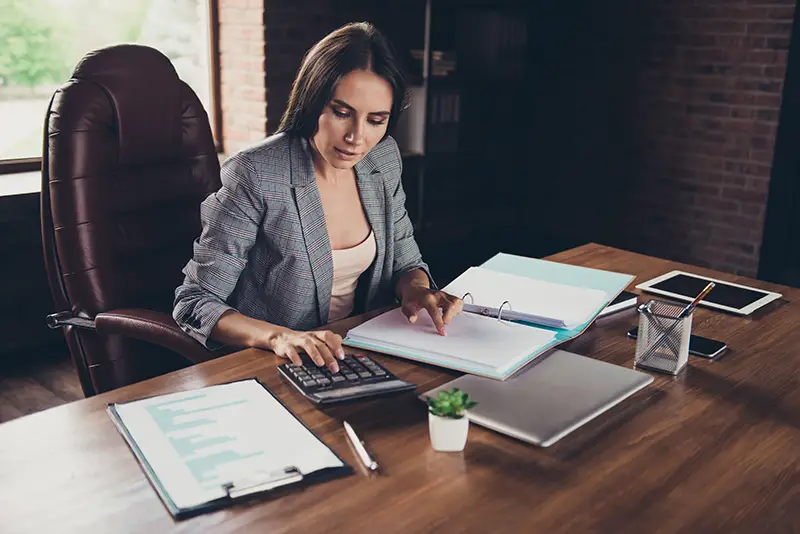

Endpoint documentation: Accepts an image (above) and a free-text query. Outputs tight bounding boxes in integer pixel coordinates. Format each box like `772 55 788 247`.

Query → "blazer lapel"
355 155 385 307
290 137 332 325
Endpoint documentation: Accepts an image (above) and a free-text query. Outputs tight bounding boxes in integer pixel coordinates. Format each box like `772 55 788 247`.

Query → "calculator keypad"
278 353 416 404
284 354 391 386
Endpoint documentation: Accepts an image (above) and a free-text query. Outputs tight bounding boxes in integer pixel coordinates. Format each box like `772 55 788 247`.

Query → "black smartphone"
627 326 727 359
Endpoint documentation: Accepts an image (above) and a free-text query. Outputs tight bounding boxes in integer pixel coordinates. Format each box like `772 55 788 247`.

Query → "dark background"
3 0 798 365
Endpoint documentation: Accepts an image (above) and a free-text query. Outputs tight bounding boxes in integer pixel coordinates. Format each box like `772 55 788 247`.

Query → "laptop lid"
421 350 653 447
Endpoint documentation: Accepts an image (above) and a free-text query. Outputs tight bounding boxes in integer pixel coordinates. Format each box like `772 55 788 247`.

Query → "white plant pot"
429 412 470 452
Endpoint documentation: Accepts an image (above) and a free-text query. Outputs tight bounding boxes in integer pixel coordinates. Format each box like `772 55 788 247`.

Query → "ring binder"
345 255 636 381
221 466 304 499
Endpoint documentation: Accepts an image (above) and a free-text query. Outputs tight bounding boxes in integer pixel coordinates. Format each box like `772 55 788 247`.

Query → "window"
0 0 219 175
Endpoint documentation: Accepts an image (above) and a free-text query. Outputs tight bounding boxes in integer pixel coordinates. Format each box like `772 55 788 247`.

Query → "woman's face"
311 69 393 172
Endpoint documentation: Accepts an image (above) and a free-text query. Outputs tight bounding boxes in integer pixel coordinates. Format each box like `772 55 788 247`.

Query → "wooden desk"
2 244 799 533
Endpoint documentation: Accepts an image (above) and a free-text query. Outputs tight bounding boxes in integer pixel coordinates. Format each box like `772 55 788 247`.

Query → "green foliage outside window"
0 0 70 87
0 0 208 162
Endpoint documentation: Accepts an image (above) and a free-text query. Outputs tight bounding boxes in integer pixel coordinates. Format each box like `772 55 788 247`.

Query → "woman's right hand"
270 329 345 373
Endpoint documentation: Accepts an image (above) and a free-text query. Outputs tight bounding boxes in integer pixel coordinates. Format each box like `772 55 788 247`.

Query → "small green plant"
427 388 477 419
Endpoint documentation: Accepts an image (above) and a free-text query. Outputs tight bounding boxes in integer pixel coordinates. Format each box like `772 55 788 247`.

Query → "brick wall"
262 0 376 134
217 0 377 151
213 0 798 277
617 1 796 276
218 0 267 154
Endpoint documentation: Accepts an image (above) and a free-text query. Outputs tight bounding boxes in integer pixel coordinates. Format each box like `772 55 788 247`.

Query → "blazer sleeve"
173 152 265 346
387 140 438 292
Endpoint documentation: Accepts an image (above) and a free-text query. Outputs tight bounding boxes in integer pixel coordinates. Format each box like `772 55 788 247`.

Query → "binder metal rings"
497 300 512 324
462 293 512 324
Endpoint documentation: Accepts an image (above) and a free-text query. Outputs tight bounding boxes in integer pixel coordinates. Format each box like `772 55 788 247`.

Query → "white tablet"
635 270 782 316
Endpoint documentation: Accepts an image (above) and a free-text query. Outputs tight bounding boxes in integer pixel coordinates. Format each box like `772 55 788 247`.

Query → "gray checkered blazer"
173 133 434 347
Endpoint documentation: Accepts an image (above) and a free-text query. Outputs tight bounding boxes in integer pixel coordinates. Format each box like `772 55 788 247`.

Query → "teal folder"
344 253 635 380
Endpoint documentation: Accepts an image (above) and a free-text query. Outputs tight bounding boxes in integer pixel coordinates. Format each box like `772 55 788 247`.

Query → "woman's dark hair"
277 22 408 139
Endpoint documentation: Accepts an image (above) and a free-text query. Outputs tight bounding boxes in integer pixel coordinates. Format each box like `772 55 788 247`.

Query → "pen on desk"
343 421 378 472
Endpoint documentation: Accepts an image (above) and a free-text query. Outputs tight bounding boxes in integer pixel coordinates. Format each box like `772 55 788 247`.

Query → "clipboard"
107 378 352 520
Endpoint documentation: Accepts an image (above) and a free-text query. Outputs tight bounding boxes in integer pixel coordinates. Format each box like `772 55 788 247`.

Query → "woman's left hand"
400 285 463 336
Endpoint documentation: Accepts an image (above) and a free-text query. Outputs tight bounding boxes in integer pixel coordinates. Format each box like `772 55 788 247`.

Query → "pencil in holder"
634 299 693 375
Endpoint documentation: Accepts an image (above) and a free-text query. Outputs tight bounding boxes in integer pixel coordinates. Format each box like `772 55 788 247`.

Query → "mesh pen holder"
634 299 693 375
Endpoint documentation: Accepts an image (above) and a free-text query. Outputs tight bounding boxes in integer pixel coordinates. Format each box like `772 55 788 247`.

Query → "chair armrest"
94 308 216 364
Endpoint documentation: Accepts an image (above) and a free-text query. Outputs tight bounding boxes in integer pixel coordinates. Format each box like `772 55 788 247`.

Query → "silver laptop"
421 350 653 447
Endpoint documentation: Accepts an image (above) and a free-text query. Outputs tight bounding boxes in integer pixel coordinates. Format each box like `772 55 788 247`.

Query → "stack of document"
442 266 609 329
343 253 635 381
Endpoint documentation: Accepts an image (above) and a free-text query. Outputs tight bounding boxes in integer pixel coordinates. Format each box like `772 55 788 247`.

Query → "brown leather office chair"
41 44 222 396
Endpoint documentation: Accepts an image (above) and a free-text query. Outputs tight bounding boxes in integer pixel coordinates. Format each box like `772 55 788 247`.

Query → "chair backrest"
41 44 221 395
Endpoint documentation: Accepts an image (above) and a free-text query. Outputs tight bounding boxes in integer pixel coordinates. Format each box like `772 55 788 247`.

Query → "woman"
173 22 462 374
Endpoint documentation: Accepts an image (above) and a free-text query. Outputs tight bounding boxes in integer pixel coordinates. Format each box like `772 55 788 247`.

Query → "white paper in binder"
345 308 557 379
442 266 609 329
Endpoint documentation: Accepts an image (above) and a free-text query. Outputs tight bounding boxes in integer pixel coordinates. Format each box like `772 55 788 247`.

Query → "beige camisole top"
329 230 377 322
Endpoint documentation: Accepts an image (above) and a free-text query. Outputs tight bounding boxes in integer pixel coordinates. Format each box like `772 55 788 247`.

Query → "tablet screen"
650 274 769 310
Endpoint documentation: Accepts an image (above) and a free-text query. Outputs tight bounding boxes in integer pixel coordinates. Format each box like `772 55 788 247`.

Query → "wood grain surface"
1 243 798 534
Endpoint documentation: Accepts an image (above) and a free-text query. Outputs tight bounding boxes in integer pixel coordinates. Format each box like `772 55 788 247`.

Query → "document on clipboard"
107 378 351 519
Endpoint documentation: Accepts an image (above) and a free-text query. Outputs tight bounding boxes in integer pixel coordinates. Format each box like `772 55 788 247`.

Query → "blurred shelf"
378 0 530 273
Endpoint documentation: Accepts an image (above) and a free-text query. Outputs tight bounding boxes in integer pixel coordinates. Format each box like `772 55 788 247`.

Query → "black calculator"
277 352 416 405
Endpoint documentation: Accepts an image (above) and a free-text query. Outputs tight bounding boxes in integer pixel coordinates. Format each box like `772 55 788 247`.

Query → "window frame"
0 0 223 177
